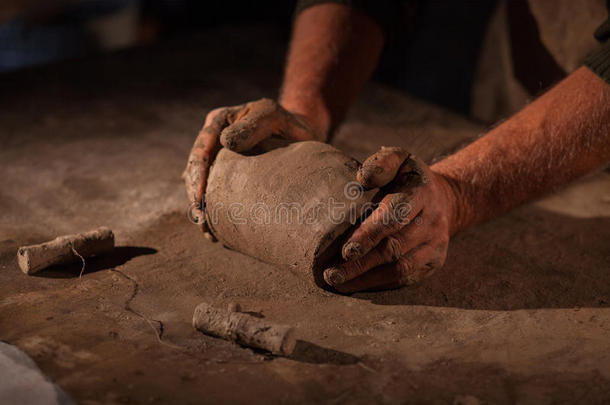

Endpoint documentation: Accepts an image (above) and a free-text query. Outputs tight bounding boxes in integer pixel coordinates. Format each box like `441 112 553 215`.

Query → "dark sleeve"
294 0 405 37
584 15 610 83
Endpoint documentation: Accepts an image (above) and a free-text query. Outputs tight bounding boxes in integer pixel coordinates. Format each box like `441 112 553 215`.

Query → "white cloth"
0 341 74 405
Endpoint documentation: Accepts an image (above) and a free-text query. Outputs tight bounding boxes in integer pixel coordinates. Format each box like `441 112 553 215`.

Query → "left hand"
323 147 458 293
182 98 320 234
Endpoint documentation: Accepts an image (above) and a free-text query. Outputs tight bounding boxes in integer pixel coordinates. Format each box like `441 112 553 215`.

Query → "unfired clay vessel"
205 141 378 286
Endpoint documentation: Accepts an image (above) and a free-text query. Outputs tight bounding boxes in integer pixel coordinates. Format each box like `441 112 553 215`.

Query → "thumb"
219 98 283 152
357 146 409 189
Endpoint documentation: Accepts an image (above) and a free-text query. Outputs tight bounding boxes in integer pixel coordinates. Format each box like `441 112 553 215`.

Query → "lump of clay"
205 141 378 286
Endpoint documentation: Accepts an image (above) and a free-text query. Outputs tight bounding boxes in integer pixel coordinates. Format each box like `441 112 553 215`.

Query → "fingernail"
323 267 345 286
342 241 362 260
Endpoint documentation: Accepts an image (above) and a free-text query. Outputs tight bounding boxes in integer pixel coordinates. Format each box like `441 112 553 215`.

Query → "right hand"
323 147 457 293
182 98 321 235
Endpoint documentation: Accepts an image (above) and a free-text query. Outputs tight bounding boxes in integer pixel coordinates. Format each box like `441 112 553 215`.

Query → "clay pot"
205 141 378 286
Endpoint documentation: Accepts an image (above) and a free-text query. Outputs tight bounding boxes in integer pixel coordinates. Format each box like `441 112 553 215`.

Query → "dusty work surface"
1 26 610 404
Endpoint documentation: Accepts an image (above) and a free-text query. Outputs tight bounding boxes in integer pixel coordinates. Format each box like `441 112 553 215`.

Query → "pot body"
205 141 377 286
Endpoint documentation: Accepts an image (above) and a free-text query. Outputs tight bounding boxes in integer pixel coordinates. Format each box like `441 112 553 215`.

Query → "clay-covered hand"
182 98 320 232
323 147 458 293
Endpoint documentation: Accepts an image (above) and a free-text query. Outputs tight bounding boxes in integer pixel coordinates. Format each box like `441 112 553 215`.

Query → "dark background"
0 0 500 115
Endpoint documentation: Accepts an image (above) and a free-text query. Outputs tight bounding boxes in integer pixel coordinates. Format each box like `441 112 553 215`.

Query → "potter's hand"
323 147 458 293
182 98 319 232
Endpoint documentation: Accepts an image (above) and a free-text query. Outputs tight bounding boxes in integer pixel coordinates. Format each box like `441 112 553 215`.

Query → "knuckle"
384 236 402 262
386 192 410 207
254 97 278 109
187 156 209 168
381 145 408 155
205 106 237 128
349 259 365 278
220 123 253 150
428 215 442 229
246 98 279 117
396 256 414 279
386 193 413 224
433 243 449 265
403 153 427 175
396 256 437 286
396 155 429 188
437 216 452 235
362 231 378 251
438 236 449 249
356 223 381 248
419 263 438 282
392 263 409 287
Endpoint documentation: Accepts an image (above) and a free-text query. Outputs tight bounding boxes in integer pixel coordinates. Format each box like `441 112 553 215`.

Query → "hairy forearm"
433 66 610 234
279 3 384 140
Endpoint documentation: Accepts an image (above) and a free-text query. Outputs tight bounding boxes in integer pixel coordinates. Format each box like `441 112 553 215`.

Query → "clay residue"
206 141 377 286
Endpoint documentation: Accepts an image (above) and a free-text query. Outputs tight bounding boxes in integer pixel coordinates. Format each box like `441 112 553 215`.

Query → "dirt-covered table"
1 25 610 404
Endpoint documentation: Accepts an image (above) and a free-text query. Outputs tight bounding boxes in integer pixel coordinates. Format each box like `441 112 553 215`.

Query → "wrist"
279 95 331 142
432 169 473 236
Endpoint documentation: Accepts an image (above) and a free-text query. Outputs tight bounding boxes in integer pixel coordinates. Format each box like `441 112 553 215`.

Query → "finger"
398 241 446 286
281 110 319 141
220 98 282 152
357 147 409 189
188 202 215 239
183 154 209 208
342 191 422 260
335 242 446 293
325 237 398 286
186 199 209 229
203 231 216 241
184 107 238 204
386 152 429 193
334 262 403 294
325 214 428 286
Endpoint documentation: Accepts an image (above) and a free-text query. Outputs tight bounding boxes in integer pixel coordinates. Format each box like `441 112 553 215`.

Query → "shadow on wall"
351 206 610 310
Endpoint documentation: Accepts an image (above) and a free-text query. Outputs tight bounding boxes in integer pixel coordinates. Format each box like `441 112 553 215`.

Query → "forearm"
279 3 384 140
433 66 610 234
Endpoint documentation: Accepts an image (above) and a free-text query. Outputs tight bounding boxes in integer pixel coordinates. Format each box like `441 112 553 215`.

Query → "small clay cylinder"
17 227 115 275
192 302 296 356
205 141 378 286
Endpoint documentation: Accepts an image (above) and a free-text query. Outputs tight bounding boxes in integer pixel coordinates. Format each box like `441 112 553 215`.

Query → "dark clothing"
585 16 610 82
296 0 610 85
295 0 408 38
